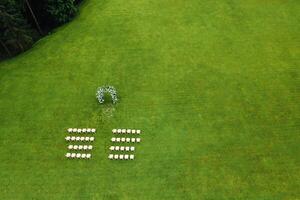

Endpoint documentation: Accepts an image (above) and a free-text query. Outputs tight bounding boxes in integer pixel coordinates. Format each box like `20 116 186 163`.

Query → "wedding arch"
96 85 118 104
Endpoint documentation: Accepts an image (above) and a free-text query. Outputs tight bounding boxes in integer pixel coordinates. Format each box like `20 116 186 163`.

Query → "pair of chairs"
65 136 95 142
65 153 91 159
68 145 93 150
109 146 135 151
67 128 96 133
111 137 141 143
112 129 141 134
108 154 134 160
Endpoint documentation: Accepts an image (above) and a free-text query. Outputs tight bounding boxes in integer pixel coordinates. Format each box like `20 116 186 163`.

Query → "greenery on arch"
96 85 118 104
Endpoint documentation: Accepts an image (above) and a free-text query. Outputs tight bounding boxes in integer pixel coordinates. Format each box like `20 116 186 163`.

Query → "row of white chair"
111 137 141 143
65 136 95 142
67 128 96 133
112 129 141 134
66 153 91 159
109 146 135 151
68 145 93 150
108 154 134 160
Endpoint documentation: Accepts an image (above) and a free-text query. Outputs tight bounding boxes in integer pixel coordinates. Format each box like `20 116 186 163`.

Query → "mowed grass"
0 0 299 199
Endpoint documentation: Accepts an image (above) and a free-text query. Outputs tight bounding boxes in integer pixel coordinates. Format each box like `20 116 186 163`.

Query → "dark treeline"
0 0 83 60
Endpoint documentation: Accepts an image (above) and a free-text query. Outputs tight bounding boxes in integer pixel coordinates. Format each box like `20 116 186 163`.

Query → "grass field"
0 0 299 199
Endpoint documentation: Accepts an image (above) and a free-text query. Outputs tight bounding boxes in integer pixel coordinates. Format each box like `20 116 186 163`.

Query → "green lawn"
0 0 299 199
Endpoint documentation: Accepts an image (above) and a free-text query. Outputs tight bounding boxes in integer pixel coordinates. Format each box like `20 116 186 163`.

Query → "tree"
46 0 77 24
0 0 81 60
0 38 11 57
0 2 33 56
23 0 43 34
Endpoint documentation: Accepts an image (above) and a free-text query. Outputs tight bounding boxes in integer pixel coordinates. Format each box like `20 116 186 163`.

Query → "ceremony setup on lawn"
0 0 298 199
63 86 143 161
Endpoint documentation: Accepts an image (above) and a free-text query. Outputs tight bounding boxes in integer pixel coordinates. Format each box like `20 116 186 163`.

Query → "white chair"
90 137 95 142
70 136 75 141
114 154 119 159
72 128 77 132
130 146 135 151
81 154 86 159
121 138 126 142
87 128 91 133
91 129 96 133
68 128 73 133
109 146 115 151
117 129 122 134
76 153 81 158
124 154 129 160
65 136 71 141
71 153 76 158
122 129 126 134
79 137 84 141
82 128 86 133
132 130 136 134
112 129 117 134
120 146 125 151
120 155 124 160
108 154 114 159
136 130 141 134
86 154 91 159
111 137 116 142
85 137 90 141
68 145 73 150
66 153 71 158
83 145 88 150
76 137 80 141
125 138 130 142
131 138 136 142
126 129 131 134
125 146 130 151
78 145 83 150
115 146 120 151
136 138 141 143
116 138 121 142
73 145 78 150
130 155 134 160
88 145 93 150
78 129 82 133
